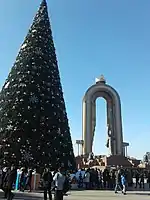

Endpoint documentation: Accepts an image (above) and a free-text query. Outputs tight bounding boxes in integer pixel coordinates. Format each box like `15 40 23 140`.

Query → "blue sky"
0 0 150 159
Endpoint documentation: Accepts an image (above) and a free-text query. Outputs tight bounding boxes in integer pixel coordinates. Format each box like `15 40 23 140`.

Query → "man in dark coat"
24 168 33 192
5 166 17 200
42 168 53 200
2 168 11 199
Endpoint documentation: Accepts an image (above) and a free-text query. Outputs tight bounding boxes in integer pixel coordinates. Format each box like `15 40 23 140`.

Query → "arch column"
82 99 93 154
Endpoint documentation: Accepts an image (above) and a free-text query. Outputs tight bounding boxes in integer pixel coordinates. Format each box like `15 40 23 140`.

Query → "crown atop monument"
95 75 106 84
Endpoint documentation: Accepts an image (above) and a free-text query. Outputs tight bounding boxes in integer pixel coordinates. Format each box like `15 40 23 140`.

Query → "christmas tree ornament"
29 95 39 104
4 82 10 89
21 43 27 49
35 47 43 55
22 151 33 162
6 125 13 131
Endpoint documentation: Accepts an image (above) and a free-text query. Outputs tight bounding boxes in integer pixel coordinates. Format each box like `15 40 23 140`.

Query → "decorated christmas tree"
0 0 75 170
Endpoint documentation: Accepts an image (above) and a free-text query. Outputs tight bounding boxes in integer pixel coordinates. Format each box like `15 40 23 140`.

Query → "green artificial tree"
0 0 75 170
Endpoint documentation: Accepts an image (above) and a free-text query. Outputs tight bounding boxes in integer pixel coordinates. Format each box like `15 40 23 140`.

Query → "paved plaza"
1 190 150 200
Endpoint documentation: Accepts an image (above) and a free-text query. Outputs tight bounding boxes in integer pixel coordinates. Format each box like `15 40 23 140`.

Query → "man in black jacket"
24 168 33 192
42 168 53 200
2 167 10 198
5 166 17 200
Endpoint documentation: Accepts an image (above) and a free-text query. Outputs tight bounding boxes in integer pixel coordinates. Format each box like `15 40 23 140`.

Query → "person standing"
2 168 11 199
147 171 150 188
53 167 66 200
19 168 26 191
114 168 122 193
83 169 90 189
139 172 144 189
121 173 127 195
78 172 83 188
135 170 140 188
42 168 53 200
24 168 33 192
0 166 3 189
5 166 17 200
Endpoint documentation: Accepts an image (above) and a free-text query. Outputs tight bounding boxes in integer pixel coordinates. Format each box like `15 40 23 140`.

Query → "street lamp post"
76 140 84 156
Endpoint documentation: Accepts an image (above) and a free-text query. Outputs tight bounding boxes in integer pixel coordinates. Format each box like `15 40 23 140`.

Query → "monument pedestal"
75 154 133 169
104 155 132 167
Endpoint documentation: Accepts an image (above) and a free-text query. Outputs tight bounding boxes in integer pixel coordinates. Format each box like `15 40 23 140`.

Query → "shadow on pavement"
0 191 42 199
128 192 150 196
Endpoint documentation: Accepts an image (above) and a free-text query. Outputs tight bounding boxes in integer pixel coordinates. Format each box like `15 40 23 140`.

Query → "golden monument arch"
82 75 124 156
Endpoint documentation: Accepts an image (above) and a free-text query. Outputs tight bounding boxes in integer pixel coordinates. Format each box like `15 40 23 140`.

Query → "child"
121 173 126 195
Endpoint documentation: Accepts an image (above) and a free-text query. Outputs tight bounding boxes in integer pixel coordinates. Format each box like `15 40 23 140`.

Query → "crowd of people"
1 164 150 200
0 166 34 200
76 166 150 195
0 165 70 200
